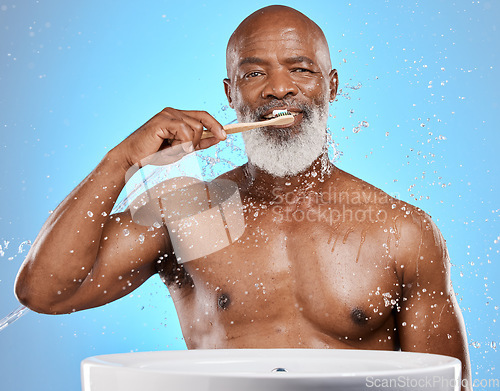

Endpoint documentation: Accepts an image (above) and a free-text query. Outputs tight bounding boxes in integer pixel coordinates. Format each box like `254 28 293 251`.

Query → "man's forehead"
237 55 316 67
226 23 331 74
234 24 314 47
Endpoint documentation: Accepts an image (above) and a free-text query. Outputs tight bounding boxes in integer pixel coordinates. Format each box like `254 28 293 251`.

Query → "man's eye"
245 71 263 79
293 68 312 73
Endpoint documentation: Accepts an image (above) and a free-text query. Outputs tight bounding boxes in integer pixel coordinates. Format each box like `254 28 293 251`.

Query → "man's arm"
15 152 169 314
396 211 472 391
14 108 226 314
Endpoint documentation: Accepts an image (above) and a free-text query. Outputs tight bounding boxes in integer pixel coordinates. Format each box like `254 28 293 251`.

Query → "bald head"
226 5 332 78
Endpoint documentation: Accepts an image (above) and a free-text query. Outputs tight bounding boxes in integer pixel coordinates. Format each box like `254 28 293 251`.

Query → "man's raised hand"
113 108 227 169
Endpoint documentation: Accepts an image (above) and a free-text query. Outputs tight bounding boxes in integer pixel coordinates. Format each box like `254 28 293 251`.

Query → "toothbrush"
201 110 294 139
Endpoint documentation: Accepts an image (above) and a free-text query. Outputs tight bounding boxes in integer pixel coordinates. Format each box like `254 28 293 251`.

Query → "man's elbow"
14 271 66 315
15 284 49 315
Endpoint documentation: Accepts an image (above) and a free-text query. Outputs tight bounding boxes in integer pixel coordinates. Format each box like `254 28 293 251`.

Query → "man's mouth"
258 108 303 129
260 108 303 130
260 108 301 120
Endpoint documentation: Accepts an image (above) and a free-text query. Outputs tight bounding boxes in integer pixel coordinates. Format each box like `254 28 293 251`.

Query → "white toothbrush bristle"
272 109 290 117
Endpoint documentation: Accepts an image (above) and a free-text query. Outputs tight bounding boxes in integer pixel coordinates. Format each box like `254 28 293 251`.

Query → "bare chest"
170 206 402 344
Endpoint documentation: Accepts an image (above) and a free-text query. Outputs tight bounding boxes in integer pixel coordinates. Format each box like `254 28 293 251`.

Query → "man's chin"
259 125 302 142
243 129 325 177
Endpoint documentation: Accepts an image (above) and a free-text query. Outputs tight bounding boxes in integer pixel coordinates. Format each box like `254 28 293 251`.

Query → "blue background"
1 1 499 390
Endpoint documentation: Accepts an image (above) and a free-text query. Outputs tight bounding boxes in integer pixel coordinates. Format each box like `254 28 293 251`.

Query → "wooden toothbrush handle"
200 115 293 139
201 122 260 139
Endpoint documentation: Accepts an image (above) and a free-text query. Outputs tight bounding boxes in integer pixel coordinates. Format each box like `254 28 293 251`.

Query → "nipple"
218 293 231 310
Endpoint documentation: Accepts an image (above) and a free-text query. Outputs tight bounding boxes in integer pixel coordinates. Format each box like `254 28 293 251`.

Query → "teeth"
262 110 299 119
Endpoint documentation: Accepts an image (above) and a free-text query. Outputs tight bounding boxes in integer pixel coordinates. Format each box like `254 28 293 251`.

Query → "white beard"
240 104 329 177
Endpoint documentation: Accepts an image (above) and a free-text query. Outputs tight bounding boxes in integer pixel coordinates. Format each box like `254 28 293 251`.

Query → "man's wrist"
104 147 134 176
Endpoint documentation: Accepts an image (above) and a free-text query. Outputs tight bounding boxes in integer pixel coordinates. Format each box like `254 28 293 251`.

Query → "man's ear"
223 78 234 109
328 69 338 102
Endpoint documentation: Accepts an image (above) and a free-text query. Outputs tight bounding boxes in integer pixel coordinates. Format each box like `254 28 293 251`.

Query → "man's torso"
157 166 417 350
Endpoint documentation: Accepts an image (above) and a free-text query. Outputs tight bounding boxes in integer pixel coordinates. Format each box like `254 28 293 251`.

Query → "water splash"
352 121 369 133
18 240 32 254
113 118 243 214
0 305 30 332
345 82 363 90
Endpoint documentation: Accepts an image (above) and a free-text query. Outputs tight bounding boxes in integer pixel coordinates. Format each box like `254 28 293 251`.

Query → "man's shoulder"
328 167 410 210
332 167 442 254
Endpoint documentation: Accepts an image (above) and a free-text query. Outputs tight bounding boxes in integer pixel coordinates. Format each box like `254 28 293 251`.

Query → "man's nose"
261 72 299 100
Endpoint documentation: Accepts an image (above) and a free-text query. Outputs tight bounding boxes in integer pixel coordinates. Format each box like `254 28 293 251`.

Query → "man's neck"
242 152 336 202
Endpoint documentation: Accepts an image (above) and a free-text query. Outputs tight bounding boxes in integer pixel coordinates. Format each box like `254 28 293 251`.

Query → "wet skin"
15 5 471 389
158 162 460 353
160 163 403 350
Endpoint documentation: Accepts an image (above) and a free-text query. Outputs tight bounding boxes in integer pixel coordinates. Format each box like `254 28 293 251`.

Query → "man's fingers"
198 136 220 150
116 107 225 169
180 116 206 149
157 117 194 144
140 143 189 166
172 139 195 154
159 111 225 150
184 110 227 141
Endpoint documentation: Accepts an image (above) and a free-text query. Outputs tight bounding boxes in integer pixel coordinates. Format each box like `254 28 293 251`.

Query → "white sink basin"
81 349 461 391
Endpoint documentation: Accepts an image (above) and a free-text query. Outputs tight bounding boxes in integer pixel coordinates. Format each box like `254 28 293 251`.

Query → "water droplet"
123 229 130 236
87 211 93 217
18 240 32 253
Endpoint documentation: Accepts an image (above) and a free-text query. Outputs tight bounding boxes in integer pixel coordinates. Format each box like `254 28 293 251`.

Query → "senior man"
15 5 471 389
